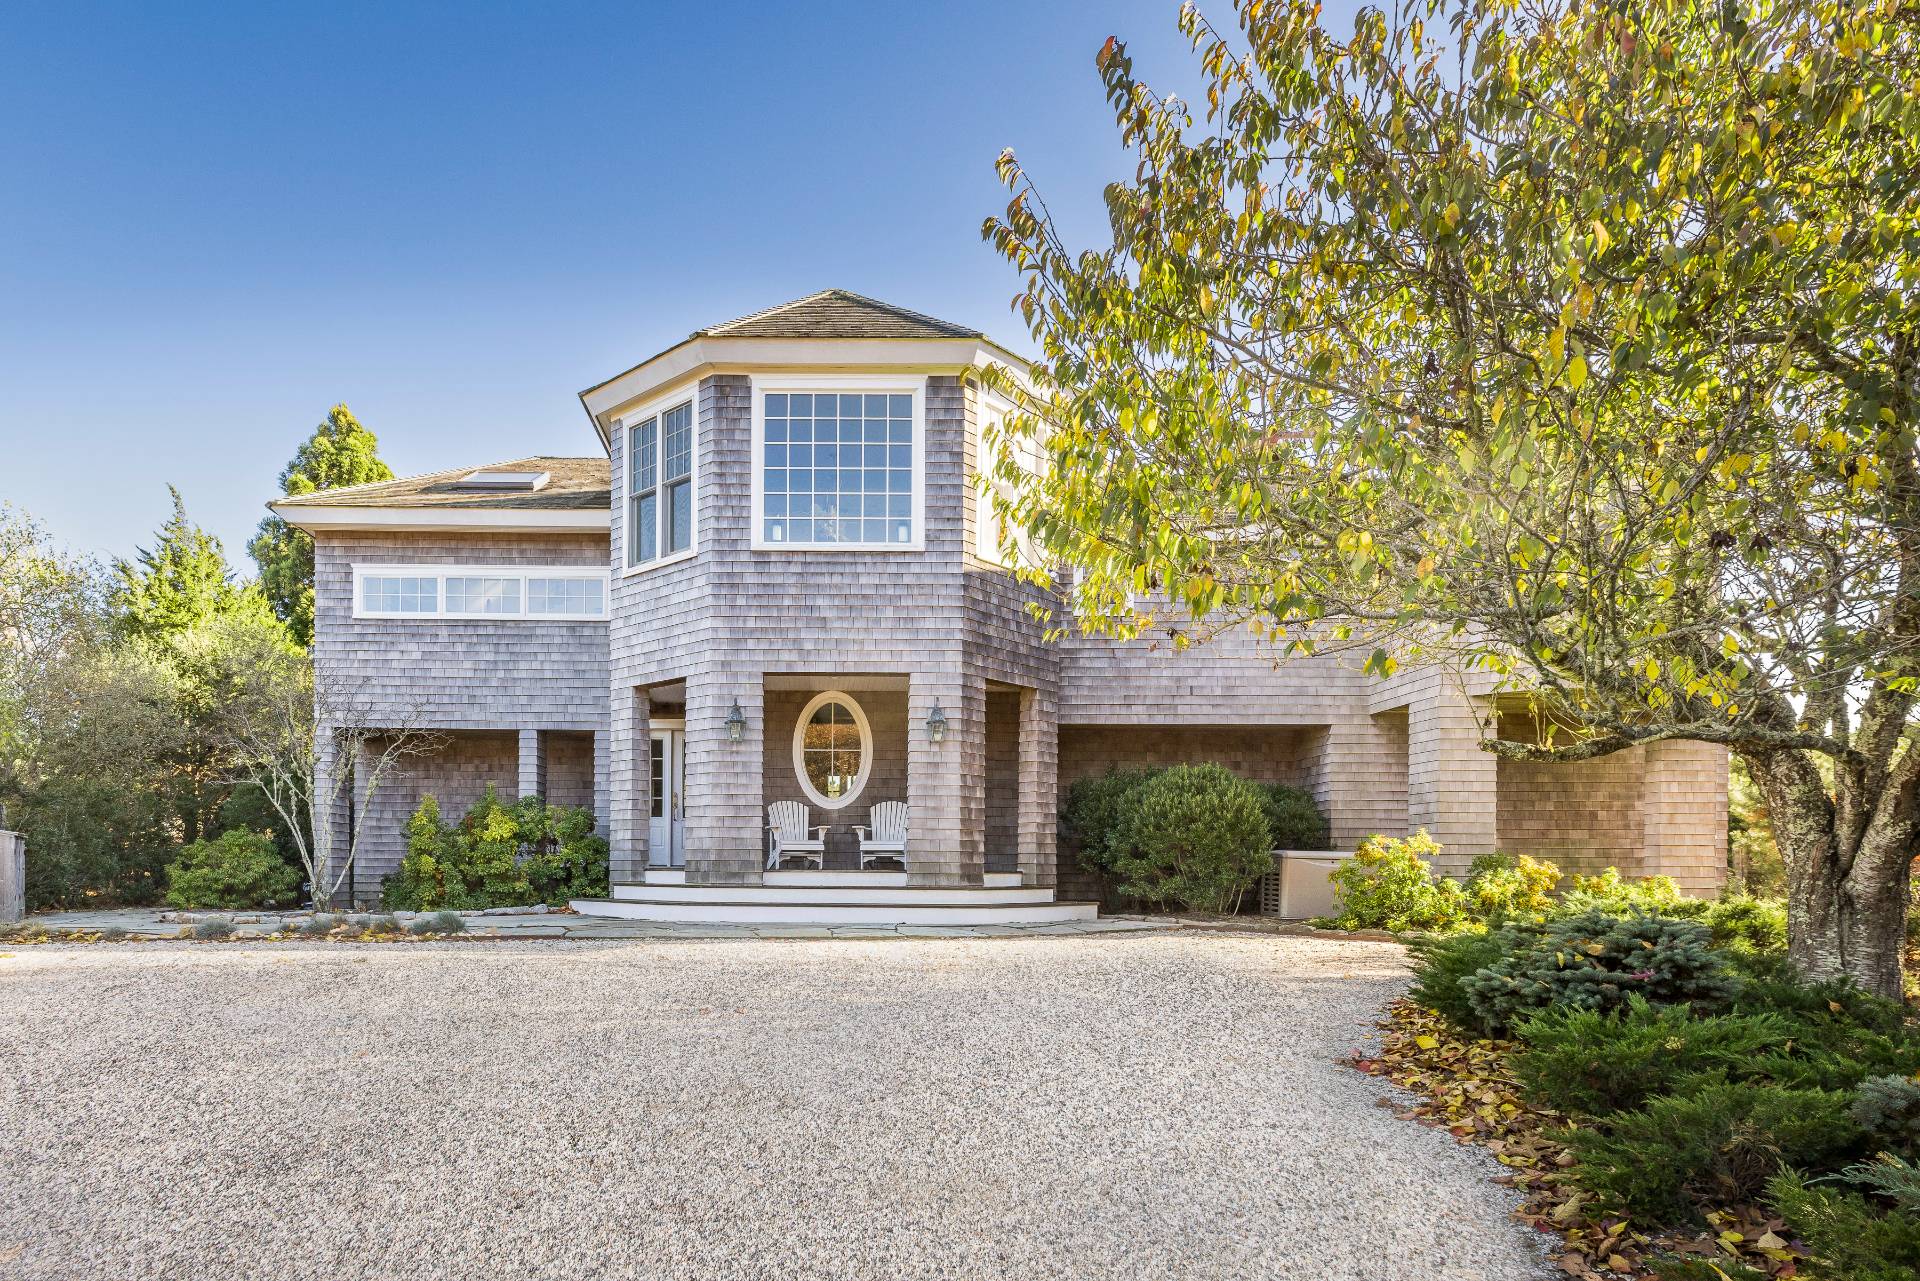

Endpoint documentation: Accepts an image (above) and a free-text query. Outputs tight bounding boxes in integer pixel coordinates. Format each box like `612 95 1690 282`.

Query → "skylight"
456 469 550 491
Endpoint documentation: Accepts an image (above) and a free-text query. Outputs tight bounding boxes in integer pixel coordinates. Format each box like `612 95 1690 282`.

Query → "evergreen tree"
110 487 267 643
249 404 393 646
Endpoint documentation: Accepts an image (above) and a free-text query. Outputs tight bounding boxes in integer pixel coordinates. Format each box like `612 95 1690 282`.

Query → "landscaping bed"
1350 921 1920 1280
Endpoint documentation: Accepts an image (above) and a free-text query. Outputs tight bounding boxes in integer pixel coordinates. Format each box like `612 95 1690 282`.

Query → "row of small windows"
357 570 606 619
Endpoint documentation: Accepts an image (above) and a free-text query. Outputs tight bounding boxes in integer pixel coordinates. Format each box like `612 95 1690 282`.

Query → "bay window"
752 376 923 551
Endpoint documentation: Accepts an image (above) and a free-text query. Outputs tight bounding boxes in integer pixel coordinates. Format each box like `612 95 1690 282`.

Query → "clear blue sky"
0 0 1259 568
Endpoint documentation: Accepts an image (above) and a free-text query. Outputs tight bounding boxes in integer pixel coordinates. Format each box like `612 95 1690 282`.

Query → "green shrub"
522 803 610 905
1324 830 1467 932
1512 999 1800 1116
1853 1075 1920 1154
1833 1153 1920 1214
1407 930 1510 1034
1568 1083 1865 1220
1459 910 1739 1035
1109 764 1272 912
1699 893 1789 952
164 830 301 910
1260 784 1330 850
1769 1169 1920 1281
191 917 236 939
382 788 607 911
1062 768 1157 873
1462 852 1561 922
1729 950 1912 1034
1559 867 1704 918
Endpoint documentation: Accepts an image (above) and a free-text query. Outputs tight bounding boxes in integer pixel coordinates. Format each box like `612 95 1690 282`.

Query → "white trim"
273 505 607 533
571 896 1097 926
749 374 926 553
790 689 873 811
351 563 611 622
618 386 701 577
580 336 1033 433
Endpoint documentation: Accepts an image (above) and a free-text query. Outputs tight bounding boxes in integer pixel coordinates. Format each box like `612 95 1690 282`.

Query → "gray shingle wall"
309 530 612 896
307 363 1729 896
312 530 610 732
606 374 1058 886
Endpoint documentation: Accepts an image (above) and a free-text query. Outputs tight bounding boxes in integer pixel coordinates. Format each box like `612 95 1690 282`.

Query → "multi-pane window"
353 567 607 620
444 576 521 615
792 692 871 809
527 577 603 616
361 575 437 614
650 738 666 820
627 398 695 568
760 390 915 546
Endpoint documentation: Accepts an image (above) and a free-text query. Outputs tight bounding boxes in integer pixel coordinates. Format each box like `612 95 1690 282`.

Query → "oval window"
792 691 872 810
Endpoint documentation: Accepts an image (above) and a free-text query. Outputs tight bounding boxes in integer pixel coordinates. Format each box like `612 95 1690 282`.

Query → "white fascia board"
271 504 609 533
579 336 1032 443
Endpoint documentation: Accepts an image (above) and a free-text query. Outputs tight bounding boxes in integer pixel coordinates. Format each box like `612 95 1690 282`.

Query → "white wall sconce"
726 699 746 742
925 702 948 744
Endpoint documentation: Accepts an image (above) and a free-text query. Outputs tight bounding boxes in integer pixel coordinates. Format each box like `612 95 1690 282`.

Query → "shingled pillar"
907 669 987 886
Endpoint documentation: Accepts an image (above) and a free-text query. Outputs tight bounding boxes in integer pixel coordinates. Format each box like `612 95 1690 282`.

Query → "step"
570 898 1100 926
638 869 1024 890
613 881 1055 906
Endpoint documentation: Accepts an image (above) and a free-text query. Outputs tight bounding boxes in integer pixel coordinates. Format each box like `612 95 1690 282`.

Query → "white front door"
648 728 686 868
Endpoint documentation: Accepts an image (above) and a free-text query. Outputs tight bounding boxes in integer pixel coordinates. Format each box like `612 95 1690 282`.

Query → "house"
272 290 1729 924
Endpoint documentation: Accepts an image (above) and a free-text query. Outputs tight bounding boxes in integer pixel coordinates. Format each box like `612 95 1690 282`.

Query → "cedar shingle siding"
298 293 1729 903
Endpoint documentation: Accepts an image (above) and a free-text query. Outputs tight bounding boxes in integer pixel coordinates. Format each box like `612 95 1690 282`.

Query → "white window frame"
620 386 700 577
790 689 874 811
351 564 611 622
750 373 926 553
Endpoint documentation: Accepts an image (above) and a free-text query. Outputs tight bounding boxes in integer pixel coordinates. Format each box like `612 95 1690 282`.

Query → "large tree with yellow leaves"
984 0 1920 993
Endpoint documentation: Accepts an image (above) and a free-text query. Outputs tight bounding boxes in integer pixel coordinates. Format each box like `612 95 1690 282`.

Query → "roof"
693 289 984 341
273 457 609 512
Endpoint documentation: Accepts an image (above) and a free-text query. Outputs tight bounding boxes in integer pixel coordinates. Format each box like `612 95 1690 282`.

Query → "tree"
109 491 284 843
211 621 442 907
983 0 1920 993
0 505 181 906
249 404 393 646
110 487 271 644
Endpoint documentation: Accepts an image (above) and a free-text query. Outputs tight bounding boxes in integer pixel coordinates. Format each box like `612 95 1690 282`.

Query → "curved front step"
570 896 1099 926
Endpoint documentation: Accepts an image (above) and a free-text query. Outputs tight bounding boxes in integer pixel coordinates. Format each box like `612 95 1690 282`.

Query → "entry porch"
581 669 1084 924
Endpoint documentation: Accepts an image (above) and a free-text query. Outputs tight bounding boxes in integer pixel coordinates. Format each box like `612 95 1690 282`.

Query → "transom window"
753 378 923 550
626 397 696 569
791 691 873 810
353 566 607 621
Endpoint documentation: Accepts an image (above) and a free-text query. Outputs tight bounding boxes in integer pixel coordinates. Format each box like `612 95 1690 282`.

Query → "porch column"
516 729 547 802
608 687 650 884
312 725 345 906
591 728 610 835
683 671 763 885
907 670 987 886
1405 675 1498 877
1015 685 1058 888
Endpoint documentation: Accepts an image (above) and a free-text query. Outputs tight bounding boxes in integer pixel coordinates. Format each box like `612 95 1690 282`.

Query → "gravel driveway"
0 934 1547 1281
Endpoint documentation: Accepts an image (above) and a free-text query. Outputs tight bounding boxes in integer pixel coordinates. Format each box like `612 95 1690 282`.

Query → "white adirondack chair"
853 801 908 870
767 800 827 870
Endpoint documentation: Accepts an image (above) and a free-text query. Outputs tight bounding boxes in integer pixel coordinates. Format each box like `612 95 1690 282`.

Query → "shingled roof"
693 289 983 340
273 456 609 511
